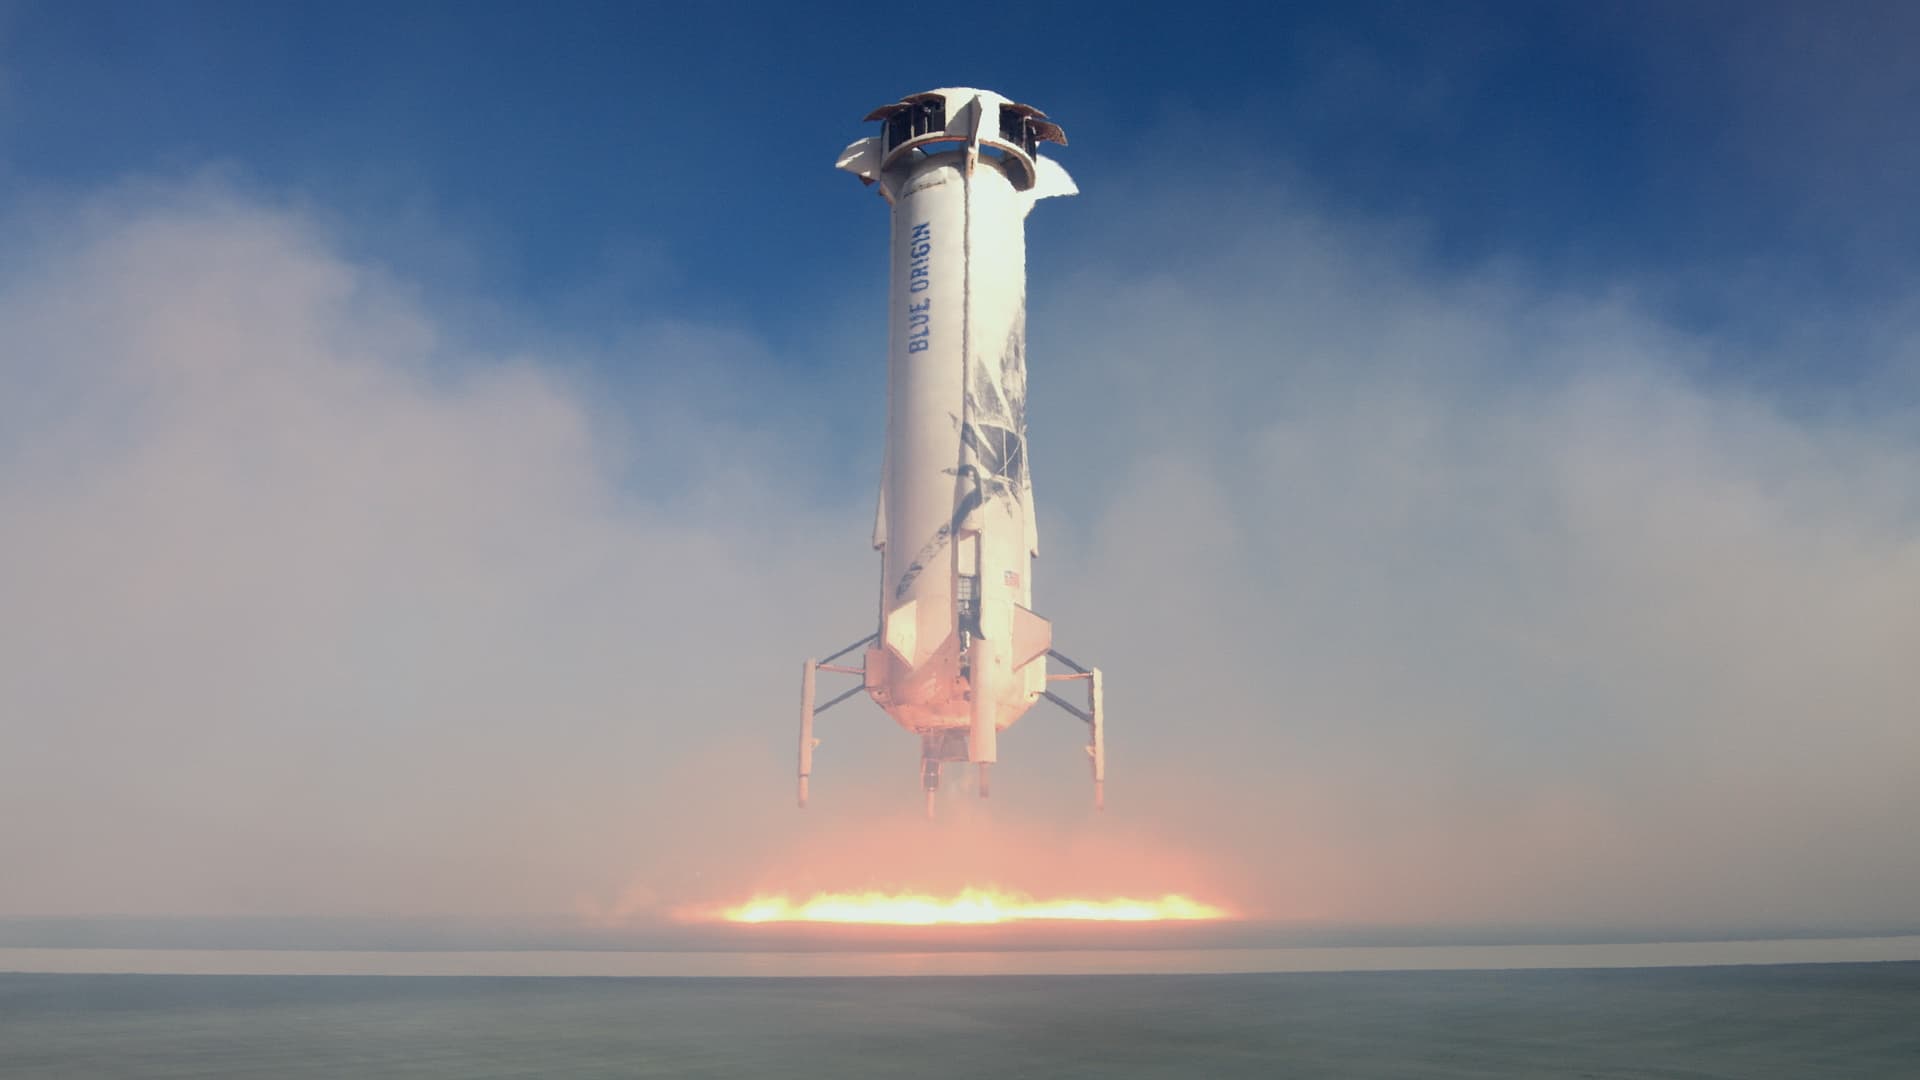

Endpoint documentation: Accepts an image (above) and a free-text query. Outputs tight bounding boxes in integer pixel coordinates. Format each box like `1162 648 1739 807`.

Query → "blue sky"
10 2 1914 347
2 3 1917 932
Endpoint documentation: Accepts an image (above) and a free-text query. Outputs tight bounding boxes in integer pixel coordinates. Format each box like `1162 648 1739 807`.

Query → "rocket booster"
800 88 1104 814
844 89 1073 757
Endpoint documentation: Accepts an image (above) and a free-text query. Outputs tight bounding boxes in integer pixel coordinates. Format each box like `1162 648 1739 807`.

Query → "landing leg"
1089 667 1105 811
1040 655 1108 810
793 634 875 811
798 659 817 809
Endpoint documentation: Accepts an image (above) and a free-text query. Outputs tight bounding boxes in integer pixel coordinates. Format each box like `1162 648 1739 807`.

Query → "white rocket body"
802 88 1100 811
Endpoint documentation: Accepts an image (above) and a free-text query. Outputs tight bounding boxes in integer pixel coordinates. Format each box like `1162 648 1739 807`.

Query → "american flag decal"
1004 570 1021 588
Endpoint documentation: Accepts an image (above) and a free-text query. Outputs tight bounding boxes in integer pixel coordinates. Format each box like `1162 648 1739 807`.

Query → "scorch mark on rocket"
961 296 1031 507
893 483 984 602
961 422 1025 492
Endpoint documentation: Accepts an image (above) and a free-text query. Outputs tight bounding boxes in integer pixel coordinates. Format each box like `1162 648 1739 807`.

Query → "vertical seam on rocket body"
958 156 973 649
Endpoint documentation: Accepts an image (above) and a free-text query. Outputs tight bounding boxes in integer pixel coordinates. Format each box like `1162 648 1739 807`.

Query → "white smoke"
1 173 1915 932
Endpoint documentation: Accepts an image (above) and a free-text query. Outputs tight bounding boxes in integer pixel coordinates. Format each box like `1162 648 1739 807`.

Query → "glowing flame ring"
716 889 1227 925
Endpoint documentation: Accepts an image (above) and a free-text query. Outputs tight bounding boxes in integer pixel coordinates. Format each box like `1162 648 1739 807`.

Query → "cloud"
0 183 876 918
1 173 1915 933
1030 185 1920 929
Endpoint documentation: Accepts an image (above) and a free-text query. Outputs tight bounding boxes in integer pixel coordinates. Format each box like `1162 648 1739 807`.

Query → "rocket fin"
1011 605 1052 670
873 480 887 550
837 137 882 184
883 599 918 666
1029 157 1078 203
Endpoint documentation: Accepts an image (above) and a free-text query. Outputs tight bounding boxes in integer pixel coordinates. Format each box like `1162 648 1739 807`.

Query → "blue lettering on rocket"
909 222 932 294
906 221 932 351
907 297 931 353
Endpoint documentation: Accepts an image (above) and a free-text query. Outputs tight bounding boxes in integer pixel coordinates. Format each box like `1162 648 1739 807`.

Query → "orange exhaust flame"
710 888 1229 925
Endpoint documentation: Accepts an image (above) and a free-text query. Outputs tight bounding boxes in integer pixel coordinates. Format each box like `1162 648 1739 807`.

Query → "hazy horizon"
6 914 1920 958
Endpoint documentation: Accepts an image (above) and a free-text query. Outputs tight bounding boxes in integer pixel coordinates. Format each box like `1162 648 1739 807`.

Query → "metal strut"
1040 649 1105 810
798 633 876 808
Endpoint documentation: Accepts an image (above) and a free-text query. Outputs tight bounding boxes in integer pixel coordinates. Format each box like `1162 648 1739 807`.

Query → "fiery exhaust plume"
712 888 1229 925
